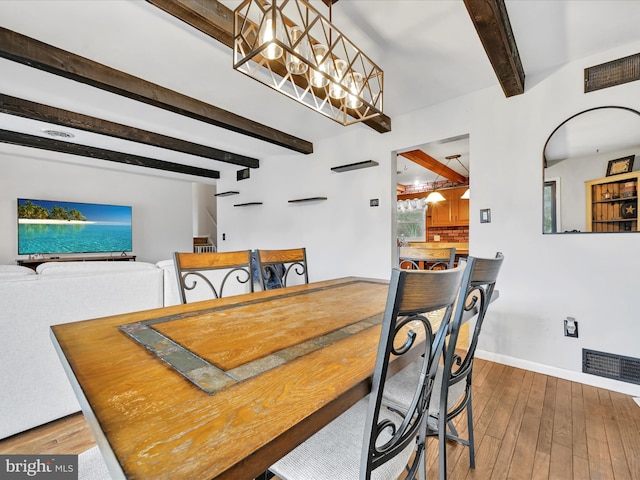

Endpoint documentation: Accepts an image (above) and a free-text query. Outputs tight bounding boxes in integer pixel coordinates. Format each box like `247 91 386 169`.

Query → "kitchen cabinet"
429 187 469 226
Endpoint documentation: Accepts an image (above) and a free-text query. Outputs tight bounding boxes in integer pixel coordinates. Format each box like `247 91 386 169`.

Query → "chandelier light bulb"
259 9 283 60
328 58 347 99
285 26 310 75
309 44 330 87
344 72 363 109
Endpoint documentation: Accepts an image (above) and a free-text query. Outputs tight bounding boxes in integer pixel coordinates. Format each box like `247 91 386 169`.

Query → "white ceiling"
1 0 640 184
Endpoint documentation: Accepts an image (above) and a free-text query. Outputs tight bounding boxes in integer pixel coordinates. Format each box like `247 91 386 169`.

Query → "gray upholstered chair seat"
270 397 414 480
384 362 466 417
79 446 111 480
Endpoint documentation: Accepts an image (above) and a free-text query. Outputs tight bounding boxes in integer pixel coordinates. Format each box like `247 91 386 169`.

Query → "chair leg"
255 471 275 480
466 392 475 469
417 413 428 480
438 413 448 480
446 420 458 438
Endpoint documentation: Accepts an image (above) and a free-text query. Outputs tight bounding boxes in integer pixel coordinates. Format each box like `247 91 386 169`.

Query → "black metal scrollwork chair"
399 246 456 270
256 248 308 290
173 250 254 303
384 252 504 479
269 263 466 480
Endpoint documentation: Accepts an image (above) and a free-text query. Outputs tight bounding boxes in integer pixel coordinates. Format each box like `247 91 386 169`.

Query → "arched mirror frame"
542 105 640 234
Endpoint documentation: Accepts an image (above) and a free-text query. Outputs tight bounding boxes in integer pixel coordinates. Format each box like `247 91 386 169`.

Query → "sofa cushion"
157 259 180 306
37 260 159 277
0 262 164 439
0 265 36 279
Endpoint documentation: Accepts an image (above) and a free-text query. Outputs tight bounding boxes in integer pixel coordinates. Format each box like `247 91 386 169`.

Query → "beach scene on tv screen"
18 199 132 255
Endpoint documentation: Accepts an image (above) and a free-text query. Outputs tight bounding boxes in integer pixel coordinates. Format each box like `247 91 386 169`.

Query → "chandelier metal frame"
233 0 384 126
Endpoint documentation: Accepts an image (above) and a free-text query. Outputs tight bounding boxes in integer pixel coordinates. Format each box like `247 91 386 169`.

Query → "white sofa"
0 261 166 439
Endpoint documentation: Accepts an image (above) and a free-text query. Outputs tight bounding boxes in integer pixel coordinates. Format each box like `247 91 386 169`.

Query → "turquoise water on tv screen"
18 223 132 255
17 198 133 255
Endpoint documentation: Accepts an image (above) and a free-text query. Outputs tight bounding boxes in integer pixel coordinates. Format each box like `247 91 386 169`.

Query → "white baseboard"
476 350 640 397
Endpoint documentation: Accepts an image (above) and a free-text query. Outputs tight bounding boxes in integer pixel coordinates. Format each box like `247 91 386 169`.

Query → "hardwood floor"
1 358 639 479
0 413 94 456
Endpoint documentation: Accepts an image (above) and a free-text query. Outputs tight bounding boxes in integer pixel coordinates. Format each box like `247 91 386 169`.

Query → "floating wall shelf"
288 197 328 203
331 160 379 173
233 202 263 207
215 191 240 197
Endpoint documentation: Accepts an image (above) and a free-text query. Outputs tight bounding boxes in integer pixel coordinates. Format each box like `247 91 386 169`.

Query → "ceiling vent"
584 53 640 93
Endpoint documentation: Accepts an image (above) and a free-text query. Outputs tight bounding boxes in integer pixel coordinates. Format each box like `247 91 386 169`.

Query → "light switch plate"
480 208 491 223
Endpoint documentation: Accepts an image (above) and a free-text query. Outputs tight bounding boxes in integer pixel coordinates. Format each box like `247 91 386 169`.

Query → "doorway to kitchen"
394 134 471 345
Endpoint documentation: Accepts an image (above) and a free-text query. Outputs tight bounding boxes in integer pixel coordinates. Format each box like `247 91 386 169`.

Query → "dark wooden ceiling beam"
463 0 525 97
399 150 467 184
147 0 392 133
0 129 220 179
0 94 259 169
0 26 313 154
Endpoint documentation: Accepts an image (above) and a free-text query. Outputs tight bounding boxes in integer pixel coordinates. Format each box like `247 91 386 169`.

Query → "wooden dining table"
52 276 430 480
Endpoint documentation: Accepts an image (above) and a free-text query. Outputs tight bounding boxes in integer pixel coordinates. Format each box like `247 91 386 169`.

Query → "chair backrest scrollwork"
361 262 466 479
173 250 254 303
256 248 309 290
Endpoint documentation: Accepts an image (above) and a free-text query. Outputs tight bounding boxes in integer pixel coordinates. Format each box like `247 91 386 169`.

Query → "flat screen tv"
17 198 133 255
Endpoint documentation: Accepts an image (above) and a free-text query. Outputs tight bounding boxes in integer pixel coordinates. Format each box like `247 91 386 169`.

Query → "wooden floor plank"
471 358 492 388
0 414 93 455
532 451 550 480
2 360 639 480
462 434 502 480
570 381 588 461
572 454 590 480
583 384 615 480
552 378 573 449
598 389 632 480
548 442 573 479
485 366 525 440
508 372 547 479
492 369 532 479
473 363 510 443
609 391 640 480
537 376 557 456
443 375 496 478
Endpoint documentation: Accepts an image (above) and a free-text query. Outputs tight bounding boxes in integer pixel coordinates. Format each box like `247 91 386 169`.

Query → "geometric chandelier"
233 0 384 126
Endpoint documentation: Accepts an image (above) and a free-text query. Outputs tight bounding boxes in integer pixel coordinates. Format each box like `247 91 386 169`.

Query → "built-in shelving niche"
331 160 379 172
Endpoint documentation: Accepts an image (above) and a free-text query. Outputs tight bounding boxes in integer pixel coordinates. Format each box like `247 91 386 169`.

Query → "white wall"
192 182 217 247
216 126 396 282
0 146 194 264
218 40 640 396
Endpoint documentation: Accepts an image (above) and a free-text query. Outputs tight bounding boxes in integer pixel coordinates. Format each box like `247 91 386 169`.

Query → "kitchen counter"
408 242 469 256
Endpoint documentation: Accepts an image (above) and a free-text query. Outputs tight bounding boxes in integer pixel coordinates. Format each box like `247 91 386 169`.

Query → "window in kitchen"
397 200 427 241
